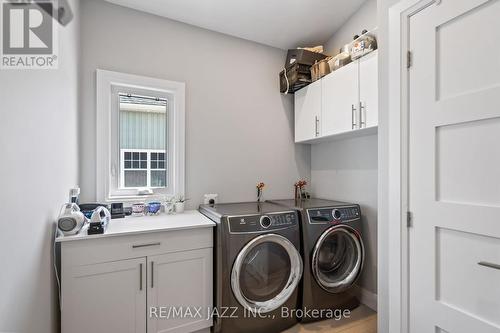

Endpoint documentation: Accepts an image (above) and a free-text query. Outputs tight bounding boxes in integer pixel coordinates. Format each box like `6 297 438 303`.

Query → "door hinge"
406 211 413 227
407 50 413 69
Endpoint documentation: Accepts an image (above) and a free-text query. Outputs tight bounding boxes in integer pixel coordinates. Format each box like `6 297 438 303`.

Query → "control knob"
260 215 272 228
332 209 342 220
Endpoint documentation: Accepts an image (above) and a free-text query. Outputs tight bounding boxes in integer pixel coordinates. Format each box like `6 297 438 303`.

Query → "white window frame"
96 69 185 202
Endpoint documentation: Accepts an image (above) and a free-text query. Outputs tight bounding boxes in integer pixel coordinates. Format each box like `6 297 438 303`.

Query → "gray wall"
310 0 378 296
325 0 377 56
0 1 80 332
79 0 310 207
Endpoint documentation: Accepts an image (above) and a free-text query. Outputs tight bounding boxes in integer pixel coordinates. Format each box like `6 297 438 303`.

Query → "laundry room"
1 1 499 333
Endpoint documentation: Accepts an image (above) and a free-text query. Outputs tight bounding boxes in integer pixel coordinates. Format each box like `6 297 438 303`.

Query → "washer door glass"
312 226 364 293
231 234 302 313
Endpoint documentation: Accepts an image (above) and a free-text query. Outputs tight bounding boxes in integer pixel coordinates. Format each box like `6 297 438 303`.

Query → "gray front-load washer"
199 202 303 333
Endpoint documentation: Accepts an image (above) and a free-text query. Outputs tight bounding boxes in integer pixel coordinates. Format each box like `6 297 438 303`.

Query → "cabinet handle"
315 116 319 137
151 261 154 288
351 104 357 129
139 263 143 291
132 242 161 249
478 261 500 271
359 102 366 128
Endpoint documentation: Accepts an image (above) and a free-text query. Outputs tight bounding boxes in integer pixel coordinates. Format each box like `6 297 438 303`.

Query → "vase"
174 202 185 213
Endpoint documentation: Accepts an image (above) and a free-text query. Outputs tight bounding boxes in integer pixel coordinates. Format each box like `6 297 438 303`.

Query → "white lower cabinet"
60 228 213 333
148 249 213 333
64 258 147 333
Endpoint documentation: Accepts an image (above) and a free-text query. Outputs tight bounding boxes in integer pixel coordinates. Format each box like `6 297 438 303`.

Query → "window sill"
106 193 168 203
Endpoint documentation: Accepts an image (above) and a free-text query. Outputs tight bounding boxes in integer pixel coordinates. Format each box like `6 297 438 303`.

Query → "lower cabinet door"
62 257 147 333
147 248 213 333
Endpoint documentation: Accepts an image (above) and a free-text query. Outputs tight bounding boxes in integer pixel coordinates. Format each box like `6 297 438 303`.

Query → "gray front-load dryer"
269 198 364 323
199 202 303 333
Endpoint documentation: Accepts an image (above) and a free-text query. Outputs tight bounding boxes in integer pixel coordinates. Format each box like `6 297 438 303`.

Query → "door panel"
359 50 378 128
147 248 212 333
294 79 321 142
62 258 146 333
409 1 500 333
321 62 358 135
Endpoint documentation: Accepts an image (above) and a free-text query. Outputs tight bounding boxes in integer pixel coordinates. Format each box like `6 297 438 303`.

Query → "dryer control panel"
228 212 298 233
307 206 360 224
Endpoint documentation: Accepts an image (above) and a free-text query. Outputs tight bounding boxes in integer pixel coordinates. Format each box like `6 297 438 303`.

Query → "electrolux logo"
1 0 58 69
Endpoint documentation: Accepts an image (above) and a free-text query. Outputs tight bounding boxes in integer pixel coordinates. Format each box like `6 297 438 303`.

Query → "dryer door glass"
231 234 303 313
312 226 364 293
240 241 291 301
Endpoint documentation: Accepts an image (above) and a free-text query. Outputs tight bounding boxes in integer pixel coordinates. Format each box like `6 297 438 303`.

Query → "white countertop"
56 210 215 242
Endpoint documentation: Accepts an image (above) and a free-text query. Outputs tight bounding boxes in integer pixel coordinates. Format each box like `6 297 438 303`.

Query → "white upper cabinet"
359 50 378 128
294 51 378 143
294 79 321 142
321 61 359 136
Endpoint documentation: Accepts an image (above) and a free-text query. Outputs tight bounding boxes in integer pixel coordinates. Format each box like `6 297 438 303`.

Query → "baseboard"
354 285 377 312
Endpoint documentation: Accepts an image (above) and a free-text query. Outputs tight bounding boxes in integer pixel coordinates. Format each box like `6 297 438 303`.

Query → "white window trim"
96 69 185 202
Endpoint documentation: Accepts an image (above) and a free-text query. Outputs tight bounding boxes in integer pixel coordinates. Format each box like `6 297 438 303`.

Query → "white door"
358 50 378 128
409 1 500 333
321 62 359 136
147 248 213 333
62 258 146 333
294 79 321 142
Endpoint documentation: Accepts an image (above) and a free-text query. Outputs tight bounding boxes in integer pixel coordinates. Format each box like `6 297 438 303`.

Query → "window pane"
158 161 165 169
119 93 168 189
124 161 131 169
151 170 166 187
124 170 147 187
159 153 165 160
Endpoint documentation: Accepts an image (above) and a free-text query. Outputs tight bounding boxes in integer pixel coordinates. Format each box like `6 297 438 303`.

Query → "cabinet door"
62 258 146 333
294 79 321 142
321 62 359 136
359 50 378 128
147 248 213 333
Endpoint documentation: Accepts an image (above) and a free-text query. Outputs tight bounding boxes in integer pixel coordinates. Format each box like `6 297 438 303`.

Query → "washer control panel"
228 212 298 233
308 206 360 224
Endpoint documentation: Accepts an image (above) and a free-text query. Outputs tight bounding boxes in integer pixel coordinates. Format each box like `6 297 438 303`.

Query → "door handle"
359 102 366 128
478 261 500 271
151 261 154 288
351 104 357 130
139 263 143 291
132 242 161 249
315 116 320 137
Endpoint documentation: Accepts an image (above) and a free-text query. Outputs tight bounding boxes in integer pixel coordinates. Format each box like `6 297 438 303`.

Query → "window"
96 70 185 202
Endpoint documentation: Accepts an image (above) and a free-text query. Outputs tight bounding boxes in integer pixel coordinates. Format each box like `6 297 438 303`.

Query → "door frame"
386 0 442 332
